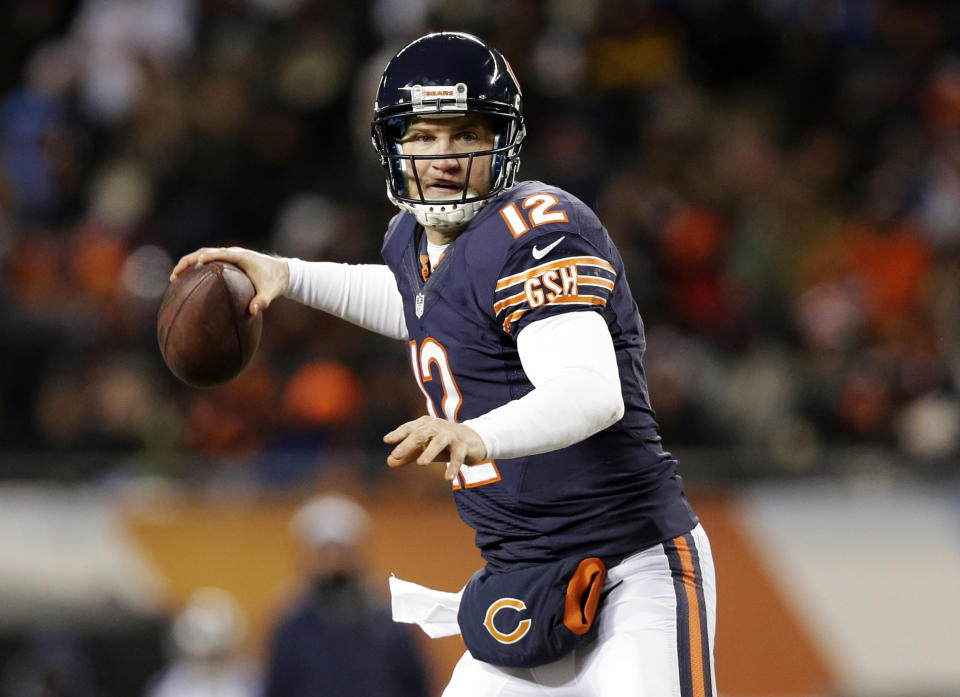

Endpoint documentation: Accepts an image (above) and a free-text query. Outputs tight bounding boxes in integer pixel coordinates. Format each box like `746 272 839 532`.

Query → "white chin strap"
388 187 491 230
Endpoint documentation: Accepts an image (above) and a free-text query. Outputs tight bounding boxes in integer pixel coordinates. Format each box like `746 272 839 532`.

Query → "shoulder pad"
466 181 590 256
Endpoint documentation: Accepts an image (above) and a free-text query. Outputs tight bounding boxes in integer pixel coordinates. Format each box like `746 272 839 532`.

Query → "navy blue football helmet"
371 32 525 229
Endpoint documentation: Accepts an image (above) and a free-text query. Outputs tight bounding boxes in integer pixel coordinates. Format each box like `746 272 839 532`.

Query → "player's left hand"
384 416 487 481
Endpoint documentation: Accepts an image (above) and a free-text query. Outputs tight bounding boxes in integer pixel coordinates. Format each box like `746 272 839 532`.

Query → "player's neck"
424 225 465 246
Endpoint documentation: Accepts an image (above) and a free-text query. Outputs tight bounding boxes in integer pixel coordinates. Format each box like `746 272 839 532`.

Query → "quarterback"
172 32 717 697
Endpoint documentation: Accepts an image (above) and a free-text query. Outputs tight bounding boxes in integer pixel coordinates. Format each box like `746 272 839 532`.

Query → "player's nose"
429 154 462 171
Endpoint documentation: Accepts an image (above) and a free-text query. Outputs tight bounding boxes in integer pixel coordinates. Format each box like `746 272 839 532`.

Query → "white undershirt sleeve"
462 311 625 460
283 258 408 340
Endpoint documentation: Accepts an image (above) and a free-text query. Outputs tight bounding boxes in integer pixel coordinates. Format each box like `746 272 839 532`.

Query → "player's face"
302 541 361 581
400 115 496 200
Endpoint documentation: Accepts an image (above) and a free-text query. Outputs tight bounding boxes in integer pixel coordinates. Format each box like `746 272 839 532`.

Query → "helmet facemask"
373 109 524 230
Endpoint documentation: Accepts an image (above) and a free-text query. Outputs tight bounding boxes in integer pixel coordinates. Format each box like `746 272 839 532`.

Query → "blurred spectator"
144 587 260 697
0 40 77 224
69 0 196 124
1 633 98 697
263 495 430 697
281 359 365 434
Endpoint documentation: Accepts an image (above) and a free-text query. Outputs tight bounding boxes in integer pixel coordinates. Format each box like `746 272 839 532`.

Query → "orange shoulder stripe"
496 292 608 318
502 308 527 334
502 296 607 334
549 295 607 307
495 256 616 291
579 275 615 291
493 291 526 315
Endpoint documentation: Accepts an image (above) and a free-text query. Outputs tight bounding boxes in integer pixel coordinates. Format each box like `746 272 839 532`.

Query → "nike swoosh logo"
531 236 566 260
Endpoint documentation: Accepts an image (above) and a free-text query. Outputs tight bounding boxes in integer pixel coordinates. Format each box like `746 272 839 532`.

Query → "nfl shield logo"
415 292 425 318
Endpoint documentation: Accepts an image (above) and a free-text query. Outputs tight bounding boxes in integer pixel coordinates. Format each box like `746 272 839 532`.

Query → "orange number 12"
408 338 501 489
499 193 569 238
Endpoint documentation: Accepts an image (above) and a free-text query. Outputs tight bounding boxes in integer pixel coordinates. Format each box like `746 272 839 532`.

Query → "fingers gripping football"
171 247 289 316
384 416 487 481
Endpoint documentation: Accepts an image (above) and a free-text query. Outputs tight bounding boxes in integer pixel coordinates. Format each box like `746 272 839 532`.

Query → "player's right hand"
170 247 290 316
383 416 487 481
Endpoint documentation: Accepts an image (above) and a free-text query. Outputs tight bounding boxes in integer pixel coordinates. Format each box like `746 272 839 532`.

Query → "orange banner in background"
125 490 834 697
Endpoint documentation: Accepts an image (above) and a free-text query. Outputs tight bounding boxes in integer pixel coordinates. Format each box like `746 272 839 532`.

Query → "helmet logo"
409 82 468 113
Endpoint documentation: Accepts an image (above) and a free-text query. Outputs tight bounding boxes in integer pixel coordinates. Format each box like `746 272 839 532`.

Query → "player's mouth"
424 180 464 197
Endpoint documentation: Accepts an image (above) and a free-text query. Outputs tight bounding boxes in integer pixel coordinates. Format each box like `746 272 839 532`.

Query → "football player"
171 32 716 697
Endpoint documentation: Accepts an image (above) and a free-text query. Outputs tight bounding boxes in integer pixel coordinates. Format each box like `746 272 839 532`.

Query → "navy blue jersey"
381 181 697 572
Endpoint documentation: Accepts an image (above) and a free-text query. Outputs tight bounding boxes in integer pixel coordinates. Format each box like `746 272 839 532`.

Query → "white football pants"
441 524 717 697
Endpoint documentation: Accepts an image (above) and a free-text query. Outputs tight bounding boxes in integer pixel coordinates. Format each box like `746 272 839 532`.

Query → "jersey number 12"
499 193 569 238
408 339 501 489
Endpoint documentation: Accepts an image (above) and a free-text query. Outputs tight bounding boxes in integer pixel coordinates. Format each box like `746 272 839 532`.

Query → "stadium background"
0 0 959 695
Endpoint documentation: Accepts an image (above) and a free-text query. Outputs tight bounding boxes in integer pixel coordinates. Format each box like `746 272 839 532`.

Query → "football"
157 261 263 388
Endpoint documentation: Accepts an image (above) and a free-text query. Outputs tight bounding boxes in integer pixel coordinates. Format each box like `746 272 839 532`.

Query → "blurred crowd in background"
2 0 960 488
0 493 433 697
2 1 960 695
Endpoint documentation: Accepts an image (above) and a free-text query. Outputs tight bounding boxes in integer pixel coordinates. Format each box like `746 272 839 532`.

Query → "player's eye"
402 132 432 145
